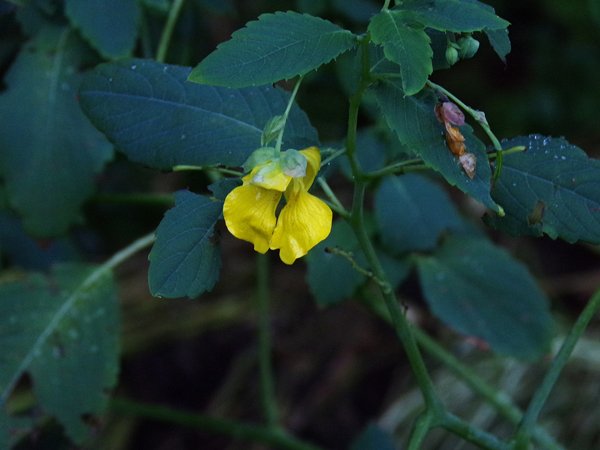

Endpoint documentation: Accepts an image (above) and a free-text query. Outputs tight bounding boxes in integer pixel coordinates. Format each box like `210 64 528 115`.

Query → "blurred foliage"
0 0 599 449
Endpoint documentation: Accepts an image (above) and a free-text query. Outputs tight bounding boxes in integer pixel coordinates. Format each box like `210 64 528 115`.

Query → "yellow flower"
223 147 332 264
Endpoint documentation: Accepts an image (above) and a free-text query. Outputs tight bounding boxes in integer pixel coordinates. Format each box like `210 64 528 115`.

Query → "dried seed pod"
435 101 465 126
459 153 477 179
444 123 466 156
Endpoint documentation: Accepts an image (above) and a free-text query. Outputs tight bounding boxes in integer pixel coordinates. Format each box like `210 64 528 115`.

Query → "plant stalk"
256 253 280 429
512 289 600 448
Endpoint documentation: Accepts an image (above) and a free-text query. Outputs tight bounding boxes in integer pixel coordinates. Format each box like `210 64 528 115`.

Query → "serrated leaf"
396 0 509 33
375 174 463 253
65 0 140 59
486 135 600 243
0 264 120 442
0 26 113 237
373 81 501 213
148 190 222 299
417 236 554 359
369 10 432 95
485 28 511 62
188 11 358 87
80 59 318 170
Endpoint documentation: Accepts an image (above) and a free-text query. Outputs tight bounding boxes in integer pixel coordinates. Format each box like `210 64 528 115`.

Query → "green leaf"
396 0 510 33
65 0 140 59
148 190 222 299
306 221 366 306
375 174 463 253
486 135 600 243
0 27 113 237
188 11 358 87
485 28 511 62
80 59 318 170
351 423 396 450
373 80 501 213
0 264 120 442
369 10 433 95
417 236 554 359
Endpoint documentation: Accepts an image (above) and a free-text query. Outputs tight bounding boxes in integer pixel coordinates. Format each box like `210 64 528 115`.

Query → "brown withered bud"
435 101 465 126
444 123 466 156
459 153 477 179
435 100 477 178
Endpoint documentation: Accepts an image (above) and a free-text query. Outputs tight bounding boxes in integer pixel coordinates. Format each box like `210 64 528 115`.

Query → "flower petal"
299 147 321 189
223 184 281 253
270 189 332 264
245 161 291 192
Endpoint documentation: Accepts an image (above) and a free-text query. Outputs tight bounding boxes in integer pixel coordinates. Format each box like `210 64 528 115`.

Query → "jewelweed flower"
223 146 332 265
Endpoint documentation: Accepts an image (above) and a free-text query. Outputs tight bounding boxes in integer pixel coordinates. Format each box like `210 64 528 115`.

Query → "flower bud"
445 45 459 66
458 36 480 59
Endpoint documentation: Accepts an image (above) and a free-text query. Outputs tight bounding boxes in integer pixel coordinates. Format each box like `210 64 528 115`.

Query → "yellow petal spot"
223 183 282 253
270 187 333 265
244 161 292 192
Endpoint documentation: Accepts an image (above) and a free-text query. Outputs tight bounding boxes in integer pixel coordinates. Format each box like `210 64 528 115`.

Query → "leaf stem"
173 165 244 177
275 76 304 153
442 412 510 450
316 177 349 218
256 253 280 430
512 288 600 448
110 397 322 450
320 148 346 168
156 0 186 63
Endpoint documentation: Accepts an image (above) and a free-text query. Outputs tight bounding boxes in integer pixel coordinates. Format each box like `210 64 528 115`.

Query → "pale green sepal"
280 149 308 178
242 146 279 172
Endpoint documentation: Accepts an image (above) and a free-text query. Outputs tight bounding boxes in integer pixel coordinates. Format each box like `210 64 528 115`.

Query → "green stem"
275 77 304 153
173 165 244 177
350 183 440 410
362 146 525 180
324 246 385 287
426 80 505 180
320 148 346 168
407 411 435 450
442 413 510 450
382 0 391 10
345 33 440 414
110 398 322 450
156 0 186 63
512 289 600 448
316 177 349 218
256 253 280 429
413 328 563 450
